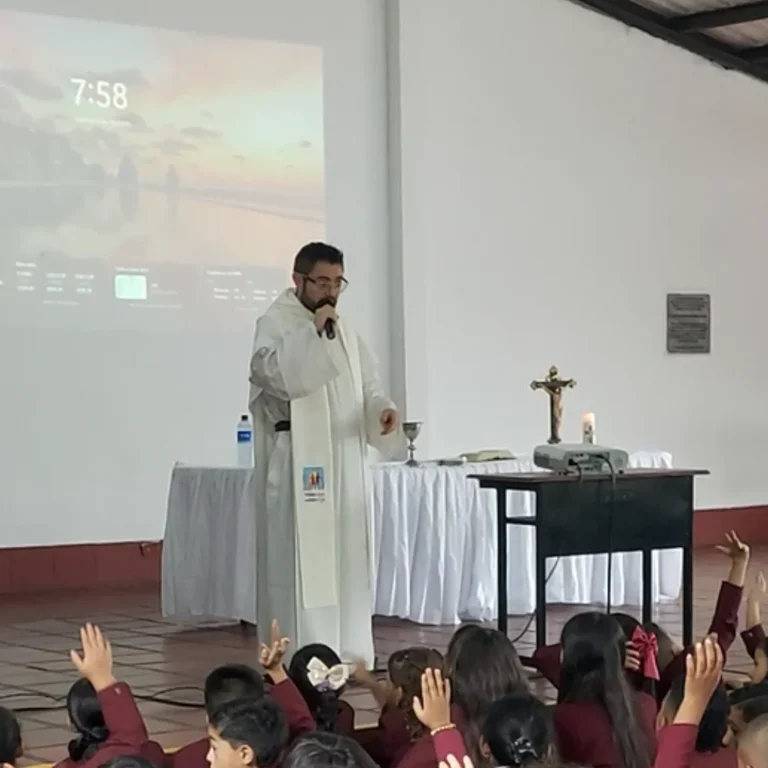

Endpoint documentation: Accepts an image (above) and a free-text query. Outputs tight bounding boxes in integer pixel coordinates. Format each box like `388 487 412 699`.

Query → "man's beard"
297 286 336 313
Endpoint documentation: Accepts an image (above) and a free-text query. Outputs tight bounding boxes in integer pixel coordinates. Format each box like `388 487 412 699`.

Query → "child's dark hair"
445 625 529 767
67 679 109 762
288 644 346 733
204 664 265 716
730 680 768 706
285 732 378 768
483 693 556 767
559 612 652 768
388 647 444 741
99 758 157 768
665 673 728 752
209 696 288 768
737 696 768 726
0 707 21 766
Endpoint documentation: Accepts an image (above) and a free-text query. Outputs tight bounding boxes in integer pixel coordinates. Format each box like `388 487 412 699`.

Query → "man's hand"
70 623 115 692
313 304 338 334
380 408 399 435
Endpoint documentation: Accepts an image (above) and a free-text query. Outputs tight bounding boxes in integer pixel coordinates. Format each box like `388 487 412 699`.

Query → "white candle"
582 412 595 444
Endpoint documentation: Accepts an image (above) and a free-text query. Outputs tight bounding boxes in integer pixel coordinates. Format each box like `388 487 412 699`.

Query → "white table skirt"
162 450 681 626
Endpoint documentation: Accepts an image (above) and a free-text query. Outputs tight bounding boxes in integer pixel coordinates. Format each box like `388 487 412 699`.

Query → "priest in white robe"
248 242 402 667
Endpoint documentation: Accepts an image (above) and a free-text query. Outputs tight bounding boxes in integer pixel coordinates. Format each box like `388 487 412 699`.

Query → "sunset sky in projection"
0 9 324 196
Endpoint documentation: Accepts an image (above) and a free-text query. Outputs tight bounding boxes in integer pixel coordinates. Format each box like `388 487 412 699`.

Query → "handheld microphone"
315 297 336 340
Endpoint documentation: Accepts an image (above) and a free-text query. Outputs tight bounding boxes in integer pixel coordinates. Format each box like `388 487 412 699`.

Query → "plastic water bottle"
236 414 253 468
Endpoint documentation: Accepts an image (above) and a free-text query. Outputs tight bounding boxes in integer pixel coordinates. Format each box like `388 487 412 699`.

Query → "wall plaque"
666 293 710 354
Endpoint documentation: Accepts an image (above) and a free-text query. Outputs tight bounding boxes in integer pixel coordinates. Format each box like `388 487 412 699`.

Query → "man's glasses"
301 274 349 293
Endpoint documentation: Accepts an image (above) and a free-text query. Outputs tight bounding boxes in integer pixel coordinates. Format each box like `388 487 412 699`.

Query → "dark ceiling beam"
668 1 768 32
568 0 768 86
741 43 768 62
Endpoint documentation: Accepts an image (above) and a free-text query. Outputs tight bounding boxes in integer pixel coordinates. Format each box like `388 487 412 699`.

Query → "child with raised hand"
739 573 768 685
55 623 162 768
171 619 313 768
0 706 21 768
532 531 749 705
412 668 469 766
655 635 732 767
654 635 725 768
353 647 444 767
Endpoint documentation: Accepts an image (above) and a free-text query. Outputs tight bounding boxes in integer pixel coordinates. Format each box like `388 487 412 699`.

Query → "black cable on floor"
0 685 205 713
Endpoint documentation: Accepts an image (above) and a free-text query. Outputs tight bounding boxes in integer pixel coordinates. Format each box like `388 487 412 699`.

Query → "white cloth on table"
161 450 680 628
370 451 680 625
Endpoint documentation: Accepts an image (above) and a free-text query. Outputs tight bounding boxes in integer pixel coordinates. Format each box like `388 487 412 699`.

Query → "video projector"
533 443 630 474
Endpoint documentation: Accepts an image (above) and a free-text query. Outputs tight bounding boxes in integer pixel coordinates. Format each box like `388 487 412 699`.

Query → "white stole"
289 329 365 611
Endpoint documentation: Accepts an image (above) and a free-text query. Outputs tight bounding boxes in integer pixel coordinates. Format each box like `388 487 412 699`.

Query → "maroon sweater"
53 683 164 768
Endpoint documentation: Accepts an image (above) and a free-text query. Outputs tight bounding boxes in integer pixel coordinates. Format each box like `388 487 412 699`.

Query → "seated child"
656 665 733 767
288 644 351 734
172 620 314 768
285 733 378 768
55 623 161 768
483 693 556 767
353 647 444 768
207 696 288 768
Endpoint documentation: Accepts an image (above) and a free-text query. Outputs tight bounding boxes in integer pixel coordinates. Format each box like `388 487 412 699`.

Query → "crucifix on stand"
530 366 576 445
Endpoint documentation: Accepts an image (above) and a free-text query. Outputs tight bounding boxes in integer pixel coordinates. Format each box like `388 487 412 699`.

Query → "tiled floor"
1 547 764 765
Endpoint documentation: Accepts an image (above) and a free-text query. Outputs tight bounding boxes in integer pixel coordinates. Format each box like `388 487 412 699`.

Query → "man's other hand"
380 408 399 435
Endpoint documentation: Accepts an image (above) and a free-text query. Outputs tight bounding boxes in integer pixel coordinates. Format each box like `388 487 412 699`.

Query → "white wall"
395 0 768 509
0 0 390 546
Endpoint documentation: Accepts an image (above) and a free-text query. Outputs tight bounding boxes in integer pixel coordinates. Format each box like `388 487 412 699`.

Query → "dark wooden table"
471 468 708 661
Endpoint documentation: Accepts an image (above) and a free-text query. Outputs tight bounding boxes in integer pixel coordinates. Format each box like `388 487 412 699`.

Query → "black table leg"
497 488 508 636
682 544 693 646
642 549 652 624
535 531 546 648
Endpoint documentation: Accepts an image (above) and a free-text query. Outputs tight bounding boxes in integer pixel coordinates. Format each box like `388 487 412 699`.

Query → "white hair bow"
306 656 349 691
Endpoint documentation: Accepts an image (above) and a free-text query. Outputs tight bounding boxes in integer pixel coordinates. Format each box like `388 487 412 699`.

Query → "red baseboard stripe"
0 506 764 594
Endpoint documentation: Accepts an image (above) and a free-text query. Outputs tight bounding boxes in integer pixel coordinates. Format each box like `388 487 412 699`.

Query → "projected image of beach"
0 10 324 328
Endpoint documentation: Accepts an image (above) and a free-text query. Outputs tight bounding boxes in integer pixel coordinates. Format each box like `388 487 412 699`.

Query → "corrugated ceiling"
569 0 768 82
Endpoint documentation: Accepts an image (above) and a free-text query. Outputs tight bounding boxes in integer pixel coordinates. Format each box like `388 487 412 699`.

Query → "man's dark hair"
209 696 288 768
285 733 378 768
293 243 344 275
204 664 265 716
666 673 728 752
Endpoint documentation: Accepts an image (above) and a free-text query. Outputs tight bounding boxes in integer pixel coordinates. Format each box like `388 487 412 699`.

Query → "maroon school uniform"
169 677 315 768
654 725 736 768
532 580 743 704
337 699 356 735
554 691 658 768
657 581 742 702
53 682 164 768
394 706 466 768
432 727 469 763
741 623 765 659
352 703 414 768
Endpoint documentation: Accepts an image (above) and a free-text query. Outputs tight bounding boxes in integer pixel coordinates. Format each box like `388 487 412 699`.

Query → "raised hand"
715 530 750 562
69 623 115 692
439 757 474 768
413 668 452 732
716 530 750 587
675 635 723 725
258 619 290 682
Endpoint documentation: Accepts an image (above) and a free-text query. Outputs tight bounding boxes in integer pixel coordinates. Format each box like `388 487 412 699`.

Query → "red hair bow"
631 626 660 680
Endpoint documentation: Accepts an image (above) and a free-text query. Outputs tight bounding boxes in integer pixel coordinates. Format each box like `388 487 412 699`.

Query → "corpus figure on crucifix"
530 366 576 445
